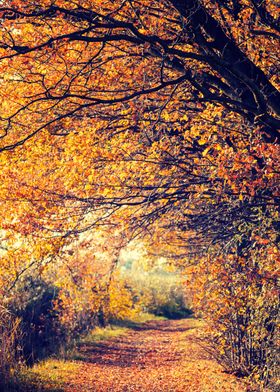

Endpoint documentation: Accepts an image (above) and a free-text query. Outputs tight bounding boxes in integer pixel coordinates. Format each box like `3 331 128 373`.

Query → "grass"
79 324 129 344
112 312 166 329
76 313 165 345
14 359 73 391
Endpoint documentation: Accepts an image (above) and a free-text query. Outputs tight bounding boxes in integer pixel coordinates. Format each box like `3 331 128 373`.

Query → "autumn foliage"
0 0 279 390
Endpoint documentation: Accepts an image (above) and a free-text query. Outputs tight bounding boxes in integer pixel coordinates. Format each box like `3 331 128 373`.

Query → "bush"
11 277 66 364
152 289 192 319
188 252 279 387
122 269 191 319
0 306 23 388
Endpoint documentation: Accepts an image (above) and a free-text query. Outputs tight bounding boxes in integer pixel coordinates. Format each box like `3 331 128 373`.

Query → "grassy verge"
74 313 166 348
79 324 129 344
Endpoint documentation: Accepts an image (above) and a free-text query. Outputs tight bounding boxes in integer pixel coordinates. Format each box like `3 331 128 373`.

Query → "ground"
17 318 249 392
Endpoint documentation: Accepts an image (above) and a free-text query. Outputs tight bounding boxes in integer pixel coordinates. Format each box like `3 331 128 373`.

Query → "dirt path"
41 318 247 392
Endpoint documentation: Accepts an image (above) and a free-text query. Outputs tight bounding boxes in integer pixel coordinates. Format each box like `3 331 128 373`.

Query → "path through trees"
21 319 248 392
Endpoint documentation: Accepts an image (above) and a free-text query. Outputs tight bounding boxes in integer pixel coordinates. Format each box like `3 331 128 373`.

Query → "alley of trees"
0 1 279 391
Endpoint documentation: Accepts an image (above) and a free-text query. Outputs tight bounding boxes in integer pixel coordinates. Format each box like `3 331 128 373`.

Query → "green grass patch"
79 324 129 344
8 359 73 391
112 312 166 329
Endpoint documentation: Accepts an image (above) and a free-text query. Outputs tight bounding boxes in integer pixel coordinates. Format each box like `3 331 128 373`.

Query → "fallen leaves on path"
23 319 249 392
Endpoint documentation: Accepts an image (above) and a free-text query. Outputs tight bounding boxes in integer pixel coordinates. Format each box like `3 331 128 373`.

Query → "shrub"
0 305 23 388
187 251 279 387
152 288 192 319
123 269 191 319
11 277 66 364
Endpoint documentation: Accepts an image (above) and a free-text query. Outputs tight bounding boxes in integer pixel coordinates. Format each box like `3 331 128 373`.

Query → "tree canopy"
0 0 279 146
